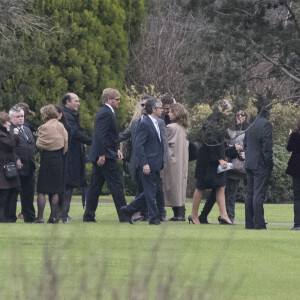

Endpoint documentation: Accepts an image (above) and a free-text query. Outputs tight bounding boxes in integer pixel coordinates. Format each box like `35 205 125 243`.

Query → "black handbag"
3 162 18 179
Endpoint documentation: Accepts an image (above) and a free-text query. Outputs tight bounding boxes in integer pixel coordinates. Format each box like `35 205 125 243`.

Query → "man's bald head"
62 93 80 111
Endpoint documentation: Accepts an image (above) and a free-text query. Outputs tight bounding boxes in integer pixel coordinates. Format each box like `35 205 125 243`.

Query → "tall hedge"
0 0 145 133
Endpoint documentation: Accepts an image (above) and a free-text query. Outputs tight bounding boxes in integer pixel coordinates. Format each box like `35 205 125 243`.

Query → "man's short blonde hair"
102 88 120 104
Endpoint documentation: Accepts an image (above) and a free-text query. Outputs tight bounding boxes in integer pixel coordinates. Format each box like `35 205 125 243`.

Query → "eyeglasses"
141 104 145 107
236 114 246 117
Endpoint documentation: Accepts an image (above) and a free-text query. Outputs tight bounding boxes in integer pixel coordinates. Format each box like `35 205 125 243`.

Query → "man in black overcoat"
9 106 36 222
244 107 273 230
61 93 93 222
83 88 129 222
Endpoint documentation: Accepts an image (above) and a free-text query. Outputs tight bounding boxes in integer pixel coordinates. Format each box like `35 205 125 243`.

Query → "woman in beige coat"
35 105 68 224
163 103 189 221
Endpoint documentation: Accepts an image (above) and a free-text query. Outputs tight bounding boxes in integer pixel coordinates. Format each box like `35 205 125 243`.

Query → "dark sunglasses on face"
236 114 246 117
141 104 145 107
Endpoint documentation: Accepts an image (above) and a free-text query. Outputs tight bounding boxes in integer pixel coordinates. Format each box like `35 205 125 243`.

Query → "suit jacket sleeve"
158 119 168 162
135 121 149 167
119 125 132 142
92 110 112 160
0 133 18 152
286 132 297 152
68 114 92 146
262 122 273 169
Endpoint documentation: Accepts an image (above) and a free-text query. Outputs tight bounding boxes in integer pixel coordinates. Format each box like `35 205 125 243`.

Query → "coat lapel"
146 116 161 142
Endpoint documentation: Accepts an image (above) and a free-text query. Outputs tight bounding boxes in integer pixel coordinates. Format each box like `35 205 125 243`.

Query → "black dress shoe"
47 218 59 224
291 226 300 231
120 206 135 224
83 218 97 222
24 219 36 223
149 221 161 225
34 218 44 223
169 216 186 221
160 217 168 222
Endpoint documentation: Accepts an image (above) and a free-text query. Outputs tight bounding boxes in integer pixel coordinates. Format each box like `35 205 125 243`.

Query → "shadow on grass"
2 227 244 300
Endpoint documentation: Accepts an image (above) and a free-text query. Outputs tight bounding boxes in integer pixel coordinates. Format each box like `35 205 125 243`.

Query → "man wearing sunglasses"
83 88 129 223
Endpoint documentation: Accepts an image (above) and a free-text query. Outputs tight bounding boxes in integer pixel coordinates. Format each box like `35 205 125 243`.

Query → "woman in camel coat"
163 103 189 221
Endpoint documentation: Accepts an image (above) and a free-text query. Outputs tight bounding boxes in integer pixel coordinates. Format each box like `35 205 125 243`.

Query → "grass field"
0 198 299 300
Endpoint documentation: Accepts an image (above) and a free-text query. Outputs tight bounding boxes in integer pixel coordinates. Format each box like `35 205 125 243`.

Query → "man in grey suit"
244 105 273 230
120 96 168 222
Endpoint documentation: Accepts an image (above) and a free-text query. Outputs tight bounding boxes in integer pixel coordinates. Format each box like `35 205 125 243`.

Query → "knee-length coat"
163 123 189 206
0 126 20 190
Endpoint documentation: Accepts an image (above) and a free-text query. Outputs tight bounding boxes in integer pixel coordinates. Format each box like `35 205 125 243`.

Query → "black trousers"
0 188 18 222
12 174 35 222
128 169 166 221
199 178 241 222
84 159 127 221
245 167 271 229
292 177 300 227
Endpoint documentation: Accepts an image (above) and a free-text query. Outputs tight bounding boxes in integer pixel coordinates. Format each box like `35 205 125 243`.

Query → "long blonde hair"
130 95 152 124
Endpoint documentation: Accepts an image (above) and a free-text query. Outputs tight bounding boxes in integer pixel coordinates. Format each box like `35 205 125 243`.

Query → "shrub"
266 144 293 203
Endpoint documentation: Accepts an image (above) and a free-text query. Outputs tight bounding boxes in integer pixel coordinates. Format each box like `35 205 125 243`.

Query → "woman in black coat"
286 121 300 230
0 111 21 222
189 100 233 225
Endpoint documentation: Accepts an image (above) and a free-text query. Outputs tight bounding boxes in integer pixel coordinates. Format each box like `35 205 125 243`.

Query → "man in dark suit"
119 96 167 222
121 98 165 225
160 94 175 126
9 105 36 222
83 88 128 222
244 106 273 230
61 93 93 222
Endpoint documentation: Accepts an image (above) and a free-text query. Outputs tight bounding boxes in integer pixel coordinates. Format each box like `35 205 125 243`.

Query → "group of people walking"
0 88 299 230
0 94 92 223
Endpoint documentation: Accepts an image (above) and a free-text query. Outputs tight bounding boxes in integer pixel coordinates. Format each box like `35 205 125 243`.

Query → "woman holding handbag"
198 110 248 224
189 99 233 225
0 111 21 222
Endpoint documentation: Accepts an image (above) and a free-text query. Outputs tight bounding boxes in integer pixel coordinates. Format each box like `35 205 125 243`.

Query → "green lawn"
0 200 298 300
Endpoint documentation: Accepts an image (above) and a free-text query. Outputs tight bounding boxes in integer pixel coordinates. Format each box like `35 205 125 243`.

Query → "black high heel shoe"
218 216 234 225
188 215 196 224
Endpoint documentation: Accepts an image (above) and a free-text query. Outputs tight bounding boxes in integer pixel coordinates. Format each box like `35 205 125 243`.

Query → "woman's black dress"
37 148 64 194
195 114 227 189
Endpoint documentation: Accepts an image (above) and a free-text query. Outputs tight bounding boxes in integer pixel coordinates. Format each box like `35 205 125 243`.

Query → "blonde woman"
35 105 68 223
189 99 233 225
163 103 189 221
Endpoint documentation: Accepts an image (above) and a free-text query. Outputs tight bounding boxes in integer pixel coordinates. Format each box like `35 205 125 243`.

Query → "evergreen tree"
185 0 300 109
0 0 145 132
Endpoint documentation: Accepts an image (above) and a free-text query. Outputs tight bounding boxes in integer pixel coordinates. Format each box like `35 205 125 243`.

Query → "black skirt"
195 145 226 190
37 149 64 194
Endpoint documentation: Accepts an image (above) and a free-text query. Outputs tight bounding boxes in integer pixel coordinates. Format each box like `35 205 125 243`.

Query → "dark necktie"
18 126 28 140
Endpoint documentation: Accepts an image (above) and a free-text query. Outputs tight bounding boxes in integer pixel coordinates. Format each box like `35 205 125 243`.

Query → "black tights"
59 186 73 220
37 193 59 220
